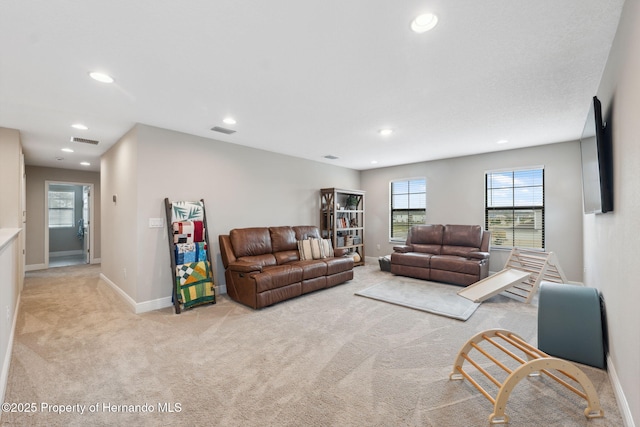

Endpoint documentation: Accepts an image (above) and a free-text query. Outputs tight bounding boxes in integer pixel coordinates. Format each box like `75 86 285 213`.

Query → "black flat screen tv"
580 96 613 214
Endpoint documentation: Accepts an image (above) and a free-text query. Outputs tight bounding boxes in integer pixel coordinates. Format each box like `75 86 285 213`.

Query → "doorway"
45 181 94 268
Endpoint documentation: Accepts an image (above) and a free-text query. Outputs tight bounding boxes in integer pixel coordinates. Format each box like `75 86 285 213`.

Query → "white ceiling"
0 1 624 172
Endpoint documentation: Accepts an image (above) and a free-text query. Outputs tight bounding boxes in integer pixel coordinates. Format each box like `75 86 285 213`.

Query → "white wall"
361 141 584 281
101 124 360 308
585 1 640 425
100 126 139 302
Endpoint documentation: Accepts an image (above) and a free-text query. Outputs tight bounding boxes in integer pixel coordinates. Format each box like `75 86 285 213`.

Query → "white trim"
607 354 635 427
0 294 20 410
25 263 46 272
136 296 173 314
45 181 95 268
91 257 101 264
99 273 172 314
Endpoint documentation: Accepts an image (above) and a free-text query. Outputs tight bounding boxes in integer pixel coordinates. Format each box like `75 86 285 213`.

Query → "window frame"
484 166 545 250
389 177 427 243
48 190 76 228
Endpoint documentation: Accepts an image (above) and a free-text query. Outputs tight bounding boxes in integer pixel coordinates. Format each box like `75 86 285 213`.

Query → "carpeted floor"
1 263 623 426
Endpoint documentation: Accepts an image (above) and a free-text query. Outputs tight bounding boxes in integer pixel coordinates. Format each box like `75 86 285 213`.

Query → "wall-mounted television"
580 96 613 214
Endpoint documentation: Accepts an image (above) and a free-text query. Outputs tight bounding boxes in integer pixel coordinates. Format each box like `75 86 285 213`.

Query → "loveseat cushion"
442 225 482 248
230 228 272 257
430 255 480 275
391 252 433 268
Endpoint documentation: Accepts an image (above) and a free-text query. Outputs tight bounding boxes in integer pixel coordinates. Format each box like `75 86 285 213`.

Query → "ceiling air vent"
71 137 100 145
324 155 339 160
211 126 236 135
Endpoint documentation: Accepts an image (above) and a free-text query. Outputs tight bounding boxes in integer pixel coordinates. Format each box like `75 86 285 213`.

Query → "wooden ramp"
458 248 568 304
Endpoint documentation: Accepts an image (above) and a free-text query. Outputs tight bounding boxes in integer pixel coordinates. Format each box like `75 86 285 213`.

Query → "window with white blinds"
48 191 75 228
485 168 545 249
390 178 426 241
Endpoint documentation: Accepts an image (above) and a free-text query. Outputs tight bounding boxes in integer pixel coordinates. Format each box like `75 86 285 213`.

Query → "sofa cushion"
274 250 299 265
291 259 328 279
237 254 277 268
293 226 322 240
325 256 354 275
254 265 303 293
269 226 297 252
230 228 272 257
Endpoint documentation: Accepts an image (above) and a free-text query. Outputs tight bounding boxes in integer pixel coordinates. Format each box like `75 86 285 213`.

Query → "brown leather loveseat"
391 224 490 286
219 226 354 309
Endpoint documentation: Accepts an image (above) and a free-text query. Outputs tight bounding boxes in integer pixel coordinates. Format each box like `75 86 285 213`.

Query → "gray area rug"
355 279 481 321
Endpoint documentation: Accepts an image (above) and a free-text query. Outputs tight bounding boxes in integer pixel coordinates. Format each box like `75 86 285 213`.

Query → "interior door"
83 186 90 263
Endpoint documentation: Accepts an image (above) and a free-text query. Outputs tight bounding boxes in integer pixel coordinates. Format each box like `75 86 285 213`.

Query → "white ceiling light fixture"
411 13 438 33
223 117 237 125
61 148 74 153
371 160 378 164
497 139 509 144
378 128 393 136
89 71 114 83
80 161 91 166
71 123 88 130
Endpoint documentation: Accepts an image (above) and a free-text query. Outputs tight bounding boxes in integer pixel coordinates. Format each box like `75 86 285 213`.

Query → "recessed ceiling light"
497 139 509 144
71 123 88 130
378 128 393 136
223 117 237 125
371 160 378 164
80 161 91 166
89 71 114 83
411 13 438 33
61 148 74 153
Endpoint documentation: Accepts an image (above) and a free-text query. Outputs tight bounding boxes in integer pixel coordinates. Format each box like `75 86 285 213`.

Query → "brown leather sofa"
391 224 490 286
219 226 354 309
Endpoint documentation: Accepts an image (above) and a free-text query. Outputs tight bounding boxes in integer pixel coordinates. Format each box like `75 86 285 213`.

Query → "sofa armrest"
467 251 490 260
228 261 263 273
393 245 413 253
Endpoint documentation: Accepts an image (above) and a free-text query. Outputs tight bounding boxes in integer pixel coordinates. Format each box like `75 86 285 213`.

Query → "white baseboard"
0 293 21 413
607 354 635 427
25 263 46 272
99 273 173 314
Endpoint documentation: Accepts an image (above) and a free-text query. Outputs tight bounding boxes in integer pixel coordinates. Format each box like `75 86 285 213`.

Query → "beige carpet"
1 263 623 426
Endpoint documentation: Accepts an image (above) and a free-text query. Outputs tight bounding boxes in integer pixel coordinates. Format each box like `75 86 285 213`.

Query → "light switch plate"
149 218 164 228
